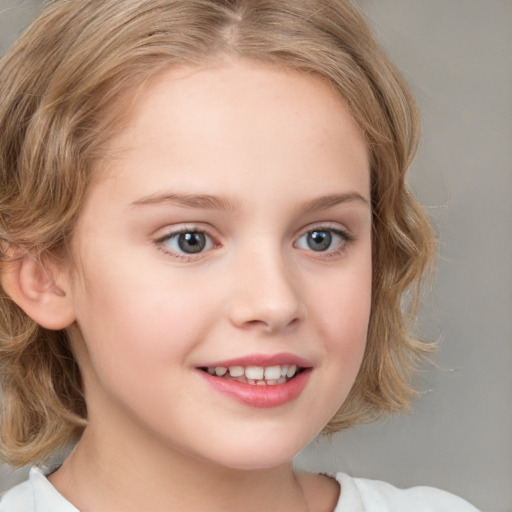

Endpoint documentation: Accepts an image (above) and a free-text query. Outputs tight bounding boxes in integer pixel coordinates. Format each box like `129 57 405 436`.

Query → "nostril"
245 319 267 328
241 315 301 333
288 317 301 328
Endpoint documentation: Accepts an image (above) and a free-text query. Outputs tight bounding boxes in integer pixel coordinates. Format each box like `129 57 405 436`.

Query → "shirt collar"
30 467 79 512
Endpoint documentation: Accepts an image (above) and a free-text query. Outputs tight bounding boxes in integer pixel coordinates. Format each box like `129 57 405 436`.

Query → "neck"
49 425 312 512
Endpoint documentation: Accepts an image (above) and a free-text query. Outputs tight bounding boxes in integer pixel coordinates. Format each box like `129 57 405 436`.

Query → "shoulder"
333 473 480 512
0 467 78 512
0 478 34 512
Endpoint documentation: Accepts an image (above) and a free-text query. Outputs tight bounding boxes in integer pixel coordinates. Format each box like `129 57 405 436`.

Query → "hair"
0 0 435 467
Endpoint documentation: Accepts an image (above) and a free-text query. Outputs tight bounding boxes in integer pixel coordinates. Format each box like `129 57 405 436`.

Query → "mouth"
198 364 304 386
196 354 312 408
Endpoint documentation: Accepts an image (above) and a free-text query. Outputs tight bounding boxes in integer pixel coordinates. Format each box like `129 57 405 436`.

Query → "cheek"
70 258 220 380
313 258 372 370
294 257 372 430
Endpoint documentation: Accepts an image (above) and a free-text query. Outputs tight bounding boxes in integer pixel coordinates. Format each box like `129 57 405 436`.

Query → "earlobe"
1 251 76 330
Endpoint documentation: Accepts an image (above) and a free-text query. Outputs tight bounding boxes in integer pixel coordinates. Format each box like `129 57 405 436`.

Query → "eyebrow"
130 192 238 211
130 191 369 212
298 192 370 212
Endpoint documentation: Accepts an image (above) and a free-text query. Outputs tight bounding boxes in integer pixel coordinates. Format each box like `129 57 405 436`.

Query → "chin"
212 452 296 472
198 433 313 472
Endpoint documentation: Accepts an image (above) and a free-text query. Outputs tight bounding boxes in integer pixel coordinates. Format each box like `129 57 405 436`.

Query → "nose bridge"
228 240 304 332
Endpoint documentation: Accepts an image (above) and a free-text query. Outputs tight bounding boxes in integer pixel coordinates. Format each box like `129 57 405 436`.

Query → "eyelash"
294 225 353 258
154 226 217 261
154 224 354 261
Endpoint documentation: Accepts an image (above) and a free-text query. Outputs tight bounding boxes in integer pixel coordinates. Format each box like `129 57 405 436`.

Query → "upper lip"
197 352 313 368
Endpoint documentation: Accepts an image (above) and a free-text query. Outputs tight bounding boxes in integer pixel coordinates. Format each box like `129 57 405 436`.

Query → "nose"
227 248 305 334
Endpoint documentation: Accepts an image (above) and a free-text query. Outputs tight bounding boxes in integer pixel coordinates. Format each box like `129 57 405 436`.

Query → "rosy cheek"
320 276 371 351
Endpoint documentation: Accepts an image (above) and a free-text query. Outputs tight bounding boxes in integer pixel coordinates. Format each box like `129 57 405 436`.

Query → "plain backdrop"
1 1 511 511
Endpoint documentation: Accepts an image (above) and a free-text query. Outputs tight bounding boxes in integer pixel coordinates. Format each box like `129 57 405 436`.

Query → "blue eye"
295 229 347 252
162 231 214 254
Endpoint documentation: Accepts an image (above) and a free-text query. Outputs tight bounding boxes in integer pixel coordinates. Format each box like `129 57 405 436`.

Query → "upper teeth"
207 364 298 380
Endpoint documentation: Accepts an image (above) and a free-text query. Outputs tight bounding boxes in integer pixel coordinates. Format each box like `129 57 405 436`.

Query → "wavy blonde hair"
0 0 434 467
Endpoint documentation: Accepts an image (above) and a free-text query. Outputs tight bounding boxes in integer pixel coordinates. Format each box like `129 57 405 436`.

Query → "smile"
196 354 312 408
200 364 301 385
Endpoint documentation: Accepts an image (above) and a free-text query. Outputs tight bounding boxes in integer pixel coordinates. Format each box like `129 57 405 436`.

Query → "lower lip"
197 369 311 408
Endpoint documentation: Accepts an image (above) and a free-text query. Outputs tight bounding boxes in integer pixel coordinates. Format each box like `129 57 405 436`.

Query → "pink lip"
197 369 311 408
197 352 313 369
195 352 312 408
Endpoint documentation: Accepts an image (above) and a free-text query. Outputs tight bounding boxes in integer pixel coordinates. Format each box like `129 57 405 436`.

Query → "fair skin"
42 59 372 511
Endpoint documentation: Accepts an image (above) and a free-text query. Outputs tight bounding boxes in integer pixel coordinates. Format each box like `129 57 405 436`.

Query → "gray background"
1 1 511 511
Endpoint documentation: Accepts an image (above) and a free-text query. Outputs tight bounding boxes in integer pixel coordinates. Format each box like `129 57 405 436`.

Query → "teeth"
286 365 297 378
228 366 244 377
264 366 281 380
206 364 302 383
245 366 264 380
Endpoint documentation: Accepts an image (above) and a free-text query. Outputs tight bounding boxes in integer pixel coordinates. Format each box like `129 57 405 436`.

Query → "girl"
0 1 479 510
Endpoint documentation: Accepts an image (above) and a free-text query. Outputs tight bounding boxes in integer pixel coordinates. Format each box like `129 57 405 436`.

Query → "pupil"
308 230 331 251
178 232 206 253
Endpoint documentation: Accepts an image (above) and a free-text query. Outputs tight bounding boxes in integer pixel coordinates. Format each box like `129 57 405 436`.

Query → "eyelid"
295 222 353 241
293 223 354 254
154 224 220 259
152 222 354 260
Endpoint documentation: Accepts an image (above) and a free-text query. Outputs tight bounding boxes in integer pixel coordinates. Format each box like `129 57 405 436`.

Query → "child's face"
65 59 372 470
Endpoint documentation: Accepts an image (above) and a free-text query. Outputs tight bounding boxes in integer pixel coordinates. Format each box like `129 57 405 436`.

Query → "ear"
1 251 76 330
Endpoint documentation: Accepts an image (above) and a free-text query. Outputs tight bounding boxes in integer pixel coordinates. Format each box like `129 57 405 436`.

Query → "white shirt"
0 466 480 511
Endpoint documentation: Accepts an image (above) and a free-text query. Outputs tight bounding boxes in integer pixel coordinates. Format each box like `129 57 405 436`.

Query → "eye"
159 230 214 255
295 228 348 252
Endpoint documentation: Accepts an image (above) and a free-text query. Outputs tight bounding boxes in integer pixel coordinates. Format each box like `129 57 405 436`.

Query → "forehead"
91 58 369 204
